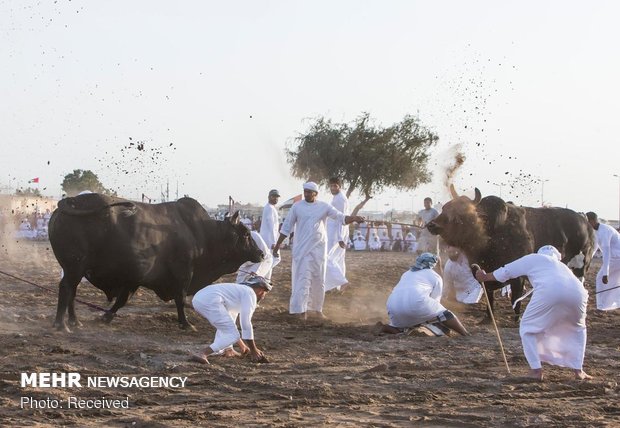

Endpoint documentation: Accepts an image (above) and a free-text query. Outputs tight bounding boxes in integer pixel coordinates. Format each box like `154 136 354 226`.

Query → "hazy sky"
1 1 618 219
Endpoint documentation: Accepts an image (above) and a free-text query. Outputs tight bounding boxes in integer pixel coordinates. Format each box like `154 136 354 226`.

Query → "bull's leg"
102 289 131 323
67 285 82 328
54 273 82 332
509 278 524 322
175 291 196 331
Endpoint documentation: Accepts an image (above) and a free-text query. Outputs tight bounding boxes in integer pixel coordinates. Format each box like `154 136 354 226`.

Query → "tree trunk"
351 194 372 216
345 178 358 199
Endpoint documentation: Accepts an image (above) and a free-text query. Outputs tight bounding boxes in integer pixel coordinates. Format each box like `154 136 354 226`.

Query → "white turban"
537 245 561 261
303 181 319 193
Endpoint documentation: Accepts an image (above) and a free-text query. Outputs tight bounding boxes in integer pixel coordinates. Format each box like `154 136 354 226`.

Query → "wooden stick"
477 273 511 374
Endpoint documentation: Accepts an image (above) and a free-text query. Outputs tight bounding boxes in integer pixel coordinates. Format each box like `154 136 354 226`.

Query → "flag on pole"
28 177 39 184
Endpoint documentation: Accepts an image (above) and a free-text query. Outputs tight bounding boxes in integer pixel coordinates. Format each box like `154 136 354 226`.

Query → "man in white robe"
235 231 273 283
417 197 439 254
15 218 35 239
380 253 469 336
391 222 403 244
379 229 392 251
272 182 364 319
475 245 591 381
377 222 389 240
358 222 367 241
353 233 367 251
190 278 271 364
241 216 253 231
442 246 483 304
368 233 382 251
325 177 350 291
368 222 377 241
392 231 404 252
586 212 620 310
259 189 281 279
404 232 418 253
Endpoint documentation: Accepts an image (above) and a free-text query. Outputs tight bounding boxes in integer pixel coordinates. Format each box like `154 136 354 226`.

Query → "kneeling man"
381 253 469 336
191 277 271 364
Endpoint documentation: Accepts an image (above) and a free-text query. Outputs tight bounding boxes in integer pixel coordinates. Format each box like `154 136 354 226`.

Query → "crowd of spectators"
0 209 52 240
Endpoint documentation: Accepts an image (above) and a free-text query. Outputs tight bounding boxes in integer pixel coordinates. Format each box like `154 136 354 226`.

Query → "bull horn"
449 184 459 199
229 210 240 225
474 188 482 204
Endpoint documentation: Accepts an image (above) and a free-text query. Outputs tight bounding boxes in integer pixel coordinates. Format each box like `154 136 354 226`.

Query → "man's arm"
244 339 266 362
239 296 267 362
344 215 365 225
272 233 287 257
475 270 498 283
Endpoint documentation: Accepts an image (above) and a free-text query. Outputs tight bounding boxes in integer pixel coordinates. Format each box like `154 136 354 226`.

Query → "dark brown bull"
49 193 263 332
427 186 594 319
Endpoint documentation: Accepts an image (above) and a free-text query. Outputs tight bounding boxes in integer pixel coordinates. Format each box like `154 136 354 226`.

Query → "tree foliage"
286 113 438 214
15 187 41 197
61 169 115 197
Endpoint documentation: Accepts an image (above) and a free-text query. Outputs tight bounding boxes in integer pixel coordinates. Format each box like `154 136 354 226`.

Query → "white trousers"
192 298 239 353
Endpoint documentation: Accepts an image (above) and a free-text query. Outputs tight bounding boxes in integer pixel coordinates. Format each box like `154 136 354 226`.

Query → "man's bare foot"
222 348 241 358
525 369 543 381
189 352 210 365
574 370 592 380
291 313 307 321
307 311 328 320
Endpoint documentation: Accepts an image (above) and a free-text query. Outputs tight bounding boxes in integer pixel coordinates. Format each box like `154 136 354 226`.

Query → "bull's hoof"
179 322 197 331
102 311 116 324
53 321 72 333
68 319 83 328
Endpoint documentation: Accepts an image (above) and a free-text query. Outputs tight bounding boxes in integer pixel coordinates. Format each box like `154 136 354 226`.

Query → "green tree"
286 113 438 215
61 169 116 197
15 187 42 197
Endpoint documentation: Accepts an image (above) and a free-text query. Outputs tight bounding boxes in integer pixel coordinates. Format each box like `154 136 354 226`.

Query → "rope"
237 268 273 286
0 269 108 312
595 284 620 294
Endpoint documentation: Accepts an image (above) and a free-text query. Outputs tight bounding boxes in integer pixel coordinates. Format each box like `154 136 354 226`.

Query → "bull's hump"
58 194 135 216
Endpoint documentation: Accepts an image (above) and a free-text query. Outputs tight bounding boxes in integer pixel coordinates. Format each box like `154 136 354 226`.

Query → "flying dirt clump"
444 147 466 191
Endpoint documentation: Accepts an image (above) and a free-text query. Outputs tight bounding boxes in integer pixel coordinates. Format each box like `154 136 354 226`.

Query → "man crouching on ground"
190 277 272 364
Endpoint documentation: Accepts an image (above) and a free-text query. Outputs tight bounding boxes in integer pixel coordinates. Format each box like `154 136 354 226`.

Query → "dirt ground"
1 240 619 427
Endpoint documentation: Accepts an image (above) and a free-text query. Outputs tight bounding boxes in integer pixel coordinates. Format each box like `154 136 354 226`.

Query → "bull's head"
225 211 264 263
426 185 488 255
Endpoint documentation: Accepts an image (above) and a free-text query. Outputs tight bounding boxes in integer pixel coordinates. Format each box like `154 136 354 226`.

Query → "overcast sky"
1 1 618 219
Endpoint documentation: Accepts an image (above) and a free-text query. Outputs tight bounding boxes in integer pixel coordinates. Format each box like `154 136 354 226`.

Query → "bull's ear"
229 211 240 225
474 188 482 204
449 184 459 199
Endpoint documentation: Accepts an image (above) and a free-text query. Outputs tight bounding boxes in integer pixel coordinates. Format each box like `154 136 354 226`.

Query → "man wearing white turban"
475 245 591 381
325 177 350 292
586 212 620 311
259 189 281 280
273 182 364 319
417 197 439 254
381 253 469 336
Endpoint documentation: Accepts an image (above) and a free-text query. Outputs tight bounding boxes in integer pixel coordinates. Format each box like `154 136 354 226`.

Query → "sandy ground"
1 240 619 427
